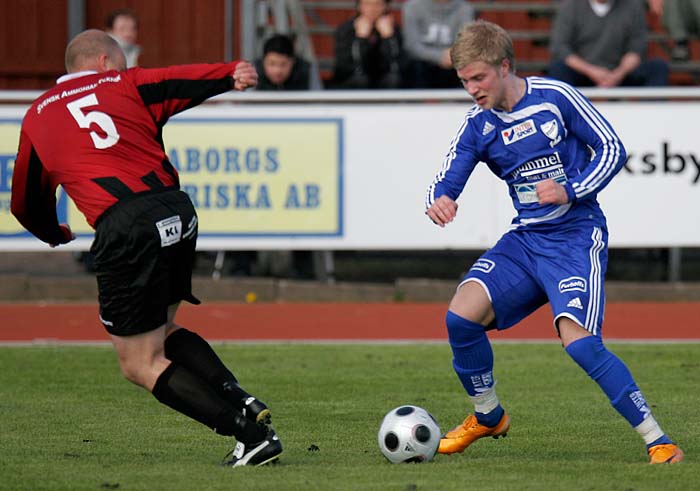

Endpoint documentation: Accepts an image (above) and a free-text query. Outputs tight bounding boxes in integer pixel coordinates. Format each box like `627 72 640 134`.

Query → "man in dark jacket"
332 0 403 89
254 34 321 90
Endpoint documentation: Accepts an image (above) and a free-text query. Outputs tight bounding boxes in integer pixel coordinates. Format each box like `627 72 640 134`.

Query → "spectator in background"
332 0 403 89
252 33 319 279
402 0 474 88
549 0 668 87
254 34 322 90
648 0 700 60
106 8 141 68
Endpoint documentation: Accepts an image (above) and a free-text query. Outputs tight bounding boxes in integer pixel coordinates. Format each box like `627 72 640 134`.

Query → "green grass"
0 343 697 490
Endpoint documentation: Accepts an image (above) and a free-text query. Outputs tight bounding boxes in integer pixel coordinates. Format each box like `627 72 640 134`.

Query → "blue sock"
446 311 502 426
647 434 673 450
565 336 653 428
446 311 494 394
476 405 505 427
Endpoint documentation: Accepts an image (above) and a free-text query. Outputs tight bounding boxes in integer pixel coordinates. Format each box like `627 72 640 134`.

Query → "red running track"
0 302 697 342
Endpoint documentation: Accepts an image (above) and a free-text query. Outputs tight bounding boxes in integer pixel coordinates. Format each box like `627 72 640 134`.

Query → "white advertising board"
0 98 698 250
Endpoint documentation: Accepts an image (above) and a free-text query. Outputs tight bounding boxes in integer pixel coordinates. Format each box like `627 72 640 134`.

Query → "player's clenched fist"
536 179 569 205
233 61 258 91
426 195 458 227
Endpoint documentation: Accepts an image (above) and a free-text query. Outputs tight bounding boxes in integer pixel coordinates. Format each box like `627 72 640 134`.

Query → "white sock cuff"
468 385 500 414
635 415 664 445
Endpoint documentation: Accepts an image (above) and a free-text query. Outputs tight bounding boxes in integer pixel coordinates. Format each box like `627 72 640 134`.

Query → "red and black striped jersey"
11 62 239 244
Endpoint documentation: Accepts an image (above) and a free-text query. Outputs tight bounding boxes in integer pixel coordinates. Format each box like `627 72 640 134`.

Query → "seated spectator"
332 0 403 89
401 0 474 89
549 0 668 87
254 34 322 90
250 34 320 278
105 8 141 68
648 0 700 60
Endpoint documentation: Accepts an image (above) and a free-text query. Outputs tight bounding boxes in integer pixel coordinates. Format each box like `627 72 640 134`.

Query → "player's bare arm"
536 179 569 205
426 195 458 227
232 61 258 91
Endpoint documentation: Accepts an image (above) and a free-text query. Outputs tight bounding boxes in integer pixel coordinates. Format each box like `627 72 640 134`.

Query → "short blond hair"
450 20 515 72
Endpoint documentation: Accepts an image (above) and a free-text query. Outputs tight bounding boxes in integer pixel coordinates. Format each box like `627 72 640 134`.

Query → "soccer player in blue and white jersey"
425 20 683 464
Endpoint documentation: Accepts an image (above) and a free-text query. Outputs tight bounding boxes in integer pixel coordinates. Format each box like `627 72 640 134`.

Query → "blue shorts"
460 222 608 336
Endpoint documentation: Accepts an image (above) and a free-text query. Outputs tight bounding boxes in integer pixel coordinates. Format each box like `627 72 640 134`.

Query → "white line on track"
1 338 698 347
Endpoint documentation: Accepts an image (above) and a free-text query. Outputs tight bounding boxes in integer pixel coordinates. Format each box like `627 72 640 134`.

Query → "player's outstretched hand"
50 223 75 248
426 195 458 227
536 179 569 205
233 61 258 91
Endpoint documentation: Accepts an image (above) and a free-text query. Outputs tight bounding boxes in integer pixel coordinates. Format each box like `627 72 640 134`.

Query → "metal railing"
7 87 700 104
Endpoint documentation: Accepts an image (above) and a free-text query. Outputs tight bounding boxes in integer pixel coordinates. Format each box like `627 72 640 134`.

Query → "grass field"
0 343 697 490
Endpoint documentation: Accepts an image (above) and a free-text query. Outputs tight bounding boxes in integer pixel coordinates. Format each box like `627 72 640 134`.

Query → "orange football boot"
648 443 684 464
438 412 510 454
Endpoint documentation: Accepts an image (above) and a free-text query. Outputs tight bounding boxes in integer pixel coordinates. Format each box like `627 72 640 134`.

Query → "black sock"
152 363 266 443
164 329 255 407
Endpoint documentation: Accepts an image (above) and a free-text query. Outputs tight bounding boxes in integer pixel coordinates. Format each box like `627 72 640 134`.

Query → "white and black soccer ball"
377 405 441 463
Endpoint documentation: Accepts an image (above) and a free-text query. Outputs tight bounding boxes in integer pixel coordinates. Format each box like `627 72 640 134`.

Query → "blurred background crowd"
4 0 700 91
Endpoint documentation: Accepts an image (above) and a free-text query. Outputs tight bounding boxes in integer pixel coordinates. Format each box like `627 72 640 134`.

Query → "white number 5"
66 93 120 149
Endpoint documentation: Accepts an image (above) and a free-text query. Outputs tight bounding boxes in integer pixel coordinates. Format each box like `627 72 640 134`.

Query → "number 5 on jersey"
66 93 120 149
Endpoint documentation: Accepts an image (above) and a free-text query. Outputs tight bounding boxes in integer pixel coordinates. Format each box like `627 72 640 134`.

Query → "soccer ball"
377 405 441 463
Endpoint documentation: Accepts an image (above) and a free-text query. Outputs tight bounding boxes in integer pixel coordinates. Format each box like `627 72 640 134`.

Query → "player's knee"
446 310 487 347
449 280 495 325
118 360 144 386
557 316 593 348
117 356 155 388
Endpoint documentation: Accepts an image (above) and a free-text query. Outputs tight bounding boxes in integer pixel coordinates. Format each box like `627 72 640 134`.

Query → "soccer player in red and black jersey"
11 29 281 467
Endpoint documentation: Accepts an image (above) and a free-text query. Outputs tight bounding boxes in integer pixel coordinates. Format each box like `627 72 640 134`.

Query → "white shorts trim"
554 312 587 333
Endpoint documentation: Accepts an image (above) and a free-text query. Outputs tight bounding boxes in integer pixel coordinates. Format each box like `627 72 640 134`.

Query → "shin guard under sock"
152 363 266 443
164 329 254 407
446 311 502 426
446 311 495 395
565 336 654 428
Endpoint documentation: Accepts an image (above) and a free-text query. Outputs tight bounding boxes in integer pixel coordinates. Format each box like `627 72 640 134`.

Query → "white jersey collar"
56 71 98 84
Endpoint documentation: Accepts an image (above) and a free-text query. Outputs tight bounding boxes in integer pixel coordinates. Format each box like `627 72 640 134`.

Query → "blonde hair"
450 20 515 72
65 29 123 73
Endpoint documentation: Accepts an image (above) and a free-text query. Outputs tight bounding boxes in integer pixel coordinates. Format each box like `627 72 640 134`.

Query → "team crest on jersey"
470 259 495 273
558 276 587 293
482 121 495 135
540 119 561 147
501 119 537 145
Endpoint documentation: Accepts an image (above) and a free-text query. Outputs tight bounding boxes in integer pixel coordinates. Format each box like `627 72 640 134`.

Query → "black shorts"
91 189 200 337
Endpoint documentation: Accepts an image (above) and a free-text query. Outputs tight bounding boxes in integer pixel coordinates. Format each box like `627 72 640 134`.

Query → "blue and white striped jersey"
426 77 626 229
